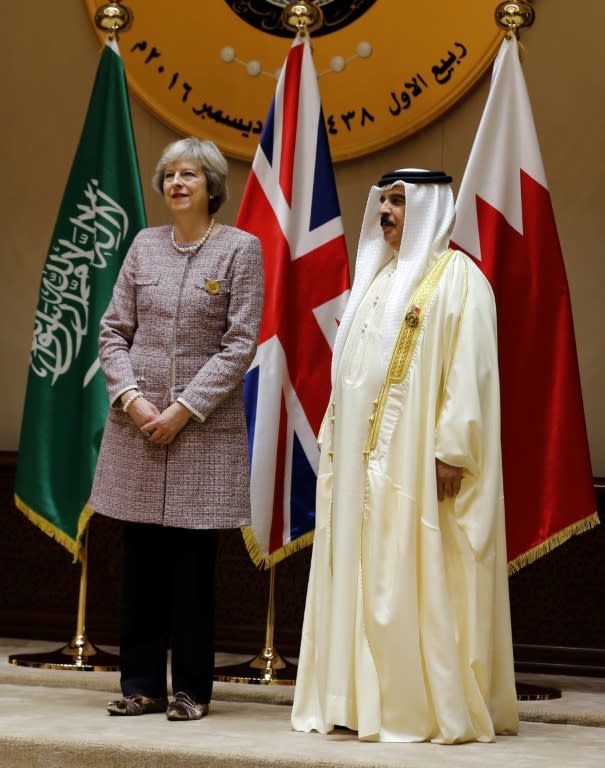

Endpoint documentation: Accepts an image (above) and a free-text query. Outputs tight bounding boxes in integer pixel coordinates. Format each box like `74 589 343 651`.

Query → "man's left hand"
436 459 464 501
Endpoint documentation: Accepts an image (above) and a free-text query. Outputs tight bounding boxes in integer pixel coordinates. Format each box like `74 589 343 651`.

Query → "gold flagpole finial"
94 2 133 40
281 2 324 37
495 2 535 38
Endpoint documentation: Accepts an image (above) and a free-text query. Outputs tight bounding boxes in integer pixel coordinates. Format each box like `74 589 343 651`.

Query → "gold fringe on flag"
241 526 315 570
242 510 601 574
13 494 94 563
507 511 600 575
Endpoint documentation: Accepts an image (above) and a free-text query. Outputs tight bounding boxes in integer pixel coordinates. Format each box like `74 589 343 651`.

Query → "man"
291 169 519 743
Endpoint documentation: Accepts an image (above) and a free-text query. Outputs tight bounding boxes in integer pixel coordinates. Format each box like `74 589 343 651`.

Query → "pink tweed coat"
91 224 263 529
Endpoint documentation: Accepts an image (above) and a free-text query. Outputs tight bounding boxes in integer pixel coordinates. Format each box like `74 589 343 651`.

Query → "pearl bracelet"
122 391 142 413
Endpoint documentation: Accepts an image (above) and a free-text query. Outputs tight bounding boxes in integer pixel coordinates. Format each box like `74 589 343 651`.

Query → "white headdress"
331 169 456 382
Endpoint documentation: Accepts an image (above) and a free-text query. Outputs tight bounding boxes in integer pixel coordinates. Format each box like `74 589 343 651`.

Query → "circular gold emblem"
204 279 221 295
84 0 503 162
405 310 420 328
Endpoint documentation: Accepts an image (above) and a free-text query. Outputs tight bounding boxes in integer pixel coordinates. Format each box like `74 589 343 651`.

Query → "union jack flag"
238 35 350 568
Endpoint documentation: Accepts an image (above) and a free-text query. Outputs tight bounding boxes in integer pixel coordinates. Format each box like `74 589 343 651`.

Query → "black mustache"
380 215 395 227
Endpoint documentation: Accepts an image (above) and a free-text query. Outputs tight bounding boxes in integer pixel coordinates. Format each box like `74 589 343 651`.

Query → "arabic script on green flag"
14 40 147 560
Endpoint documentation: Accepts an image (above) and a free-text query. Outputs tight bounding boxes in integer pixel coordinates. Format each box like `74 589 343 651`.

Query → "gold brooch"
205 279 220 295
405 305 421 327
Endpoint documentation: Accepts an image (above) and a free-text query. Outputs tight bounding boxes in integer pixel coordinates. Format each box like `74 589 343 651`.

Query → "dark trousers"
120 521 219 704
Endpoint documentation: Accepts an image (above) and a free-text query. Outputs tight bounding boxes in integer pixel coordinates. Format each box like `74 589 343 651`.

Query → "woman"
91 137 263 721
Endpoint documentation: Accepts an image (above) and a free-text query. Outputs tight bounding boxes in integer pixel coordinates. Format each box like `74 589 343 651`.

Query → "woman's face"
162 158 210 218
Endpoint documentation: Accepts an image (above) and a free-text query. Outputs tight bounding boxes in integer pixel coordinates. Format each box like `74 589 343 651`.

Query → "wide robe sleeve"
434 256 503 557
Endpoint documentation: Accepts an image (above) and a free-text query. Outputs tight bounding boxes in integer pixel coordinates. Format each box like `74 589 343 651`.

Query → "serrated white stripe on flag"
453 37 547 261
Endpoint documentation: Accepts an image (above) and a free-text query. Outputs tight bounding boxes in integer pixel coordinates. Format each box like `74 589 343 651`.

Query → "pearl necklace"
170 217 215 254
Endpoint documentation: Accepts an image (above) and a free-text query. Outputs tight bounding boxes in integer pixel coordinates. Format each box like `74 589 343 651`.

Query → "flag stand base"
214 645 297 685
8 634 120 672
214 565 297 685
8 531 120 672
515 681 561 701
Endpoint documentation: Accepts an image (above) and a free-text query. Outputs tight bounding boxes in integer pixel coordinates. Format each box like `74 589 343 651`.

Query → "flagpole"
214 565 298 685
248 566 292 681
8 1 136 675
214 2 327 685
491 0 559 703
8 530 120 671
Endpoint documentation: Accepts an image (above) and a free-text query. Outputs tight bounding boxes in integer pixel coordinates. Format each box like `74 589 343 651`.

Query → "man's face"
379 185 406 250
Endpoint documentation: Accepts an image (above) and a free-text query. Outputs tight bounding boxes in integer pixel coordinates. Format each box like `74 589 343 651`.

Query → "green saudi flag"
14 39 147 560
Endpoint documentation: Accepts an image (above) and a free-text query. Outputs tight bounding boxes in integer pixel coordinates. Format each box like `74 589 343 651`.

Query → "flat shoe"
107 694 168 716
166 691 209 721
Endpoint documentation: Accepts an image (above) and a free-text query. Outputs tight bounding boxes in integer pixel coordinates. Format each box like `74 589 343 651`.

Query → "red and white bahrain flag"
239 35 350 568
451 35 597 572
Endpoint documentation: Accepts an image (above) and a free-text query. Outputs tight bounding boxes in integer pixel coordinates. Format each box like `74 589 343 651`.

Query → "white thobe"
291 250 519 743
